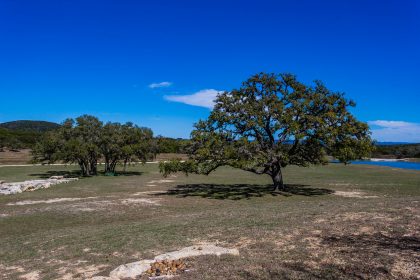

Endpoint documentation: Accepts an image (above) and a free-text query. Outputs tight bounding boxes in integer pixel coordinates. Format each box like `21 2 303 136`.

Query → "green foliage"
160 72 373 189
159 159 197 177
100 122 156 172
0 121 60 150
0 127 42 149
32 115 155 176
372 143 420 158
155 136 190 153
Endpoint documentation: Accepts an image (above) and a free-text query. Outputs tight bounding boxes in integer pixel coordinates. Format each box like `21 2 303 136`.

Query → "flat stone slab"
109 259 155 279
91 244 239 280
0 177 78 195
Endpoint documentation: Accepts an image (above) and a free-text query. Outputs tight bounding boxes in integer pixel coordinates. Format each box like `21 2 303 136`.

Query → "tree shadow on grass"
29 170 83 179
323 233 420 252
29 170 143 179
154 183 334 200
253 234 420 279
111 171 144 177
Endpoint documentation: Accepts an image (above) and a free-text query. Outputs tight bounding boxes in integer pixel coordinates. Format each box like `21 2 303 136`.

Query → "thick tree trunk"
123 159 128 172
271 168 284 191
85 162 91 176
90 161 97 175
79 161 86 176
110 161 117 173
105 156 113 173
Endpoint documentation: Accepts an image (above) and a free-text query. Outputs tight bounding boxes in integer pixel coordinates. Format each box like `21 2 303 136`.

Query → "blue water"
348 160 420 171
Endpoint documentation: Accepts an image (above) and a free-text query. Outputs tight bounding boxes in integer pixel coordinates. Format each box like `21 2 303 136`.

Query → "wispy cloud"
149 81 172 89
164 89 222 109
368 120 420 143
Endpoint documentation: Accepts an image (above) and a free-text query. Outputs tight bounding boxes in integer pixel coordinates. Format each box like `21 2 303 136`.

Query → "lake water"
347 160 420 171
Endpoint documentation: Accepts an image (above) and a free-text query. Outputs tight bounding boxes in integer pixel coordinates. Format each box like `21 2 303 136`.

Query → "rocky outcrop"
0 176 78 195
91 244 239 279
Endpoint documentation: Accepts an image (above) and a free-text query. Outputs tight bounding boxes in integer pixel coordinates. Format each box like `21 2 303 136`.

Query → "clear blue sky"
1 0 419 141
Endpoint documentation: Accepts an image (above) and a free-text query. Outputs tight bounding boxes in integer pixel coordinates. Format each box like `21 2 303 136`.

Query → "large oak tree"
160 73 373 191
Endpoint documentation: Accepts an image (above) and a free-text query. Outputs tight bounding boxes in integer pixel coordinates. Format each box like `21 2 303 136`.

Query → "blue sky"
0 0 419 141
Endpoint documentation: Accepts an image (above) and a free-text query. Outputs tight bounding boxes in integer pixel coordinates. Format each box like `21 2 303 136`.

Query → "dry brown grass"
154 153 188 161
0 149 32 165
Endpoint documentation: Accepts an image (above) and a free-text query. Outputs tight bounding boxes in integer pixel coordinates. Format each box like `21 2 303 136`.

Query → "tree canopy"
160 72 373 190
32 115 155 176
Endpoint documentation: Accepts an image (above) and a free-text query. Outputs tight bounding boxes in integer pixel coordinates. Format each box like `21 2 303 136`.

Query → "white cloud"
164 89 222 109
149 81 172 89
368 120 420 143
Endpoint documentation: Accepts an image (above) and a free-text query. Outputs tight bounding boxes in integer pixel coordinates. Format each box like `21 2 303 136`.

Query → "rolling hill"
0 120 60 132
0 120 60 149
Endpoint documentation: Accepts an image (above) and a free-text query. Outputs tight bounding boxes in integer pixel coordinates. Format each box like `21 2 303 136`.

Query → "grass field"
0 163 419 279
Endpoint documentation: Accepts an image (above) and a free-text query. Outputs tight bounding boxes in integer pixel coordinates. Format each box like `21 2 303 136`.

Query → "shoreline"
368 158 420 163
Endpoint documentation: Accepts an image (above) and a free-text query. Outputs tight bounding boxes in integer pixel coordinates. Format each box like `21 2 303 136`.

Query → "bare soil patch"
333 190 378 198
57 263 109 280
120 198 161 206
7 197 98 206
19 271 40 280
147 179 175 184
133 191 163 196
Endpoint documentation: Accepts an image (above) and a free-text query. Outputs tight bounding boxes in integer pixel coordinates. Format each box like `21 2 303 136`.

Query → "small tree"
33 115 155 176
160 73 373 191
33 116 103 176
100 122 155 173
100 122 123 174
120 125 155 171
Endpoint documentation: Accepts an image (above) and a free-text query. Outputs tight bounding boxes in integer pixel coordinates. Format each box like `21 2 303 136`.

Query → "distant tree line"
0 128 39 151
372 143 420 159
32 115 156 176
155 136 190 154
1 119 191 157
0 121 61 151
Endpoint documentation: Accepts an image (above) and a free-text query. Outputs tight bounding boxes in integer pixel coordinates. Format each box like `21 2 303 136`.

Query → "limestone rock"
0 178 78 195
50 175 65 179
109 259 154 279
96 244 239 279
154 245 239 261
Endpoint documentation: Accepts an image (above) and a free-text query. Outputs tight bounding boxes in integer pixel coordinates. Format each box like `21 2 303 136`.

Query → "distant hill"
376 142 413 146
0 121 60 149
0 120 60 132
